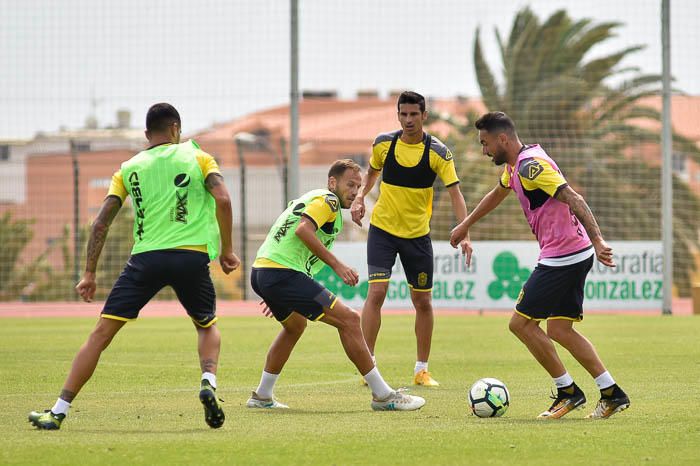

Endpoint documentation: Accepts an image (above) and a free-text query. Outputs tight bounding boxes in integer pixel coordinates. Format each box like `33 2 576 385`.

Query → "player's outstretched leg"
321 301 425 411
28 317 126 430
509 313 587 419
546 319 630 420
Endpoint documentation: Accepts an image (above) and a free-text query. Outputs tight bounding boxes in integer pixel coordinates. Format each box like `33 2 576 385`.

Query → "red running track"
0 299 692 318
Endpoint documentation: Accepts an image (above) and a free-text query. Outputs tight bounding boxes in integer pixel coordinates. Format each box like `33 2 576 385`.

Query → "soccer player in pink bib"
450 112 630 420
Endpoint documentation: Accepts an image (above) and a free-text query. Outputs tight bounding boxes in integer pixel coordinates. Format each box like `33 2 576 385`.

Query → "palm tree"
432 7 700 295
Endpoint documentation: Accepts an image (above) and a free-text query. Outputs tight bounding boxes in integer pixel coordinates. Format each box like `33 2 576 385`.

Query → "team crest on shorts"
417 272 428 288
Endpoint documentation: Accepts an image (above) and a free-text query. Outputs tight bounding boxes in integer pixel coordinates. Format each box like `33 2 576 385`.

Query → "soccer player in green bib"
248 159 425 411
29 103 240 430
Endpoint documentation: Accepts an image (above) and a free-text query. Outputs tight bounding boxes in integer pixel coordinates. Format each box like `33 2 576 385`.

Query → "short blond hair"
328 158 361 179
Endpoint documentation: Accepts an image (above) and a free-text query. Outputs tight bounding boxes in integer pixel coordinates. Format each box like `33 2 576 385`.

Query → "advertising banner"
314 241 662 310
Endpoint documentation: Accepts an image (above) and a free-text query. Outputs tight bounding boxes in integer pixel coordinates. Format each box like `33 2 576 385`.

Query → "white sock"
594 371 616 390
553 372 574 389
51 398 71 415
414 361 428 375
201 372 217 389
255 370 279 399
363 366 393 400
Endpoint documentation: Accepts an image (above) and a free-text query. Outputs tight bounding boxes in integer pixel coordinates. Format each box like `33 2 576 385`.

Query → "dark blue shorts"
102 250 217 327
515 256 594 322
367 224 433 291
250 267 337 322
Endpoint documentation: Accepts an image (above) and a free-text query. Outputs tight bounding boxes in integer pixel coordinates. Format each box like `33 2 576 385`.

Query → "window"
343 153 367 167
0 145 9 161
72 141 91 152
672 152 686 174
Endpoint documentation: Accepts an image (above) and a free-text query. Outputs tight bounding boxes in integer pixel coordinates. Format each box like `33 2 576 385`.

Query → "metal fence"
0 0 698 304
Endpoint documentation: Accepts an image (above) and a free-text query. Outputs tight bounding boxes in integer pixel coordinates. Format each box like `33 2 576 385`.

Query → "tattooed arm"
75 195 122 302
555 185 615 267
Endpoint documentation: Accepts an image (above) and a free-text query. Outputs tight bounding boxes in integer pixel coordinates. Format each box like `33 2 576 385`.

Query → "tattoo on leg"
60 389 77 403
200 358 217 373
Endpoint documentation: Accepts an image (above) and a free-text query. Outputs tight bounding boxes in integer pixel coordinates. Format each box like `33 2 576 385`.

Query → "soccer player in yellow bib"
351 91 468 386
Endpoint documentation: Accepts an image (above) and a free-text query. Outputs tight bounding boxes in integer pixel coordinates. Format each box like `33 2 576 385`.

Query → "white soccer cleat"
371 389 426 411
246 391 289 409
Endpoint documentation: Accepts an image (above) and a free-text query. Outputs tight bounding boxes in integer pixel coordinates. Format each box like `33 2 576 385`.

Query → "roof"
192 97 486 144
192 94 699 144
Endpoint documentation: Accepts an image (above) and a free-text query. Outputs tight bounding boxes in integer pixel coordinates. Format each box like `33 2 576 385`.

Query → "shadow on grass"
244 408 369 415
51 428 221 435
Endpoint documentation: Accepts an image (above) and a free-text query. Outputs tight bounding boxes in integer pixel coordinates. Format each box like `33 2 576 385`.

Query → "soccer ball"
468 378 510 418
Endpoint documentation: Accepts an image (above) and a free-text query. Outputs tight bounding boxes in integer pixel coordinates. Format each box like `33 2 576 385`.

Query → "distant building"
0 110 145 204
2 94 699 273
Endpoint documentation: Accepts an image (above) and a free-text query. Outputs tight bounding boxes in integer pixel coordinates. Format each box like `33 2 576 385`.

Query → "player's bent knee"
508 314 528 336
282 313 307 336
90 319 124 349
508 319 520 335
287 320 307 336
412 298 433 313
334 304 361 329
546 324 572 343
89 329 115 350
367 283 389 299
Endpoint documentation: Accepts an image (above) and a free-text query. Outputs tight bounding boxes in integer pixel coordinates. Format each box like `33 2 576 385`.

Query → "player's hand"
220 251 241 274
593 239 615 268
75 272 97 303
350 196 365 227
459 238 474 268
333 262 359 286
449 223 469 248
259 300 274 318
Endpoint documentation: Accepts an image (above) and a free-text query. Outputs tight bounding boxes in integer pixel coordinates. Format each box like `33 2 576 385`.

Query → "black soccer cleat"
537 383 586 419
587 385 630 419
199 380 225 428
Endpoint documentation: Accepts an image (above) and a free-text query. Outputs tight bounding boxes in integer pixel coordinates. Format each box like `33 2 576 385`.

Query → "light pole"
234 134 250 300
70 140 81 295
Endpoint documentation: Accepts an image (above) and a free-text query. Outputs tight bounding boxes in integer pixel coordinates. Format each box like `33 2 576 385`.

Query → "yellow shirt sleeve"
302 195 338 228
429 148 459 187
500 168 511 189
195 150 221 179
370 140 390 171
107 170 128 203
519 158 567 196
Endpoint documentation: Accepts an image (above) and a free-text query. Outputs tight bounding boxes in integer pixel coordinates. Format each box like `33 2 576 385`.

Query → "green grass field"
2 314 699 465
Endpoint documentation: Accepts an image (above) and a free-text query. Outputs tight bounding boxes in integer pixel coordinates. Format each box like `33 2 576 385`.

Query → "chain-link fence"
1 1 698 302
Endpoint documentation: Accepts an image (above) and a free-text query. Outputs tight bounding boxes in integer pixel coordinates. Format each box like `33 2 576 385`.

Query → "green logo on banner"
488 252 531 300
315 265 369 300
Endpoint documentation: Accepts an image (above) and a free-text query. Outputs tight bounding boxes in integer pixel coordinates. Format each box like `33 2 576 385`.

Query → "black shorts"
367 224 433 291
251 267 337 322
102 250 217 327
515 256 594 322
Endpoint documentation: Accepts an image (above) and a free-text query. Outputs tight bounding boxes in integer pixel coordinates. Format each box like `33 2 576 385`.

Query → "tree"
26 207 241 301
432 7 700 295
0 212 42 300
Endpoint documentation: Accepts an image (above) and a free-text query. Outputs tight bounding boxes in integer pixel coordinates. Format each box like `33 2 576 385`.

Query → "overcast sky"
0 0 697 139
